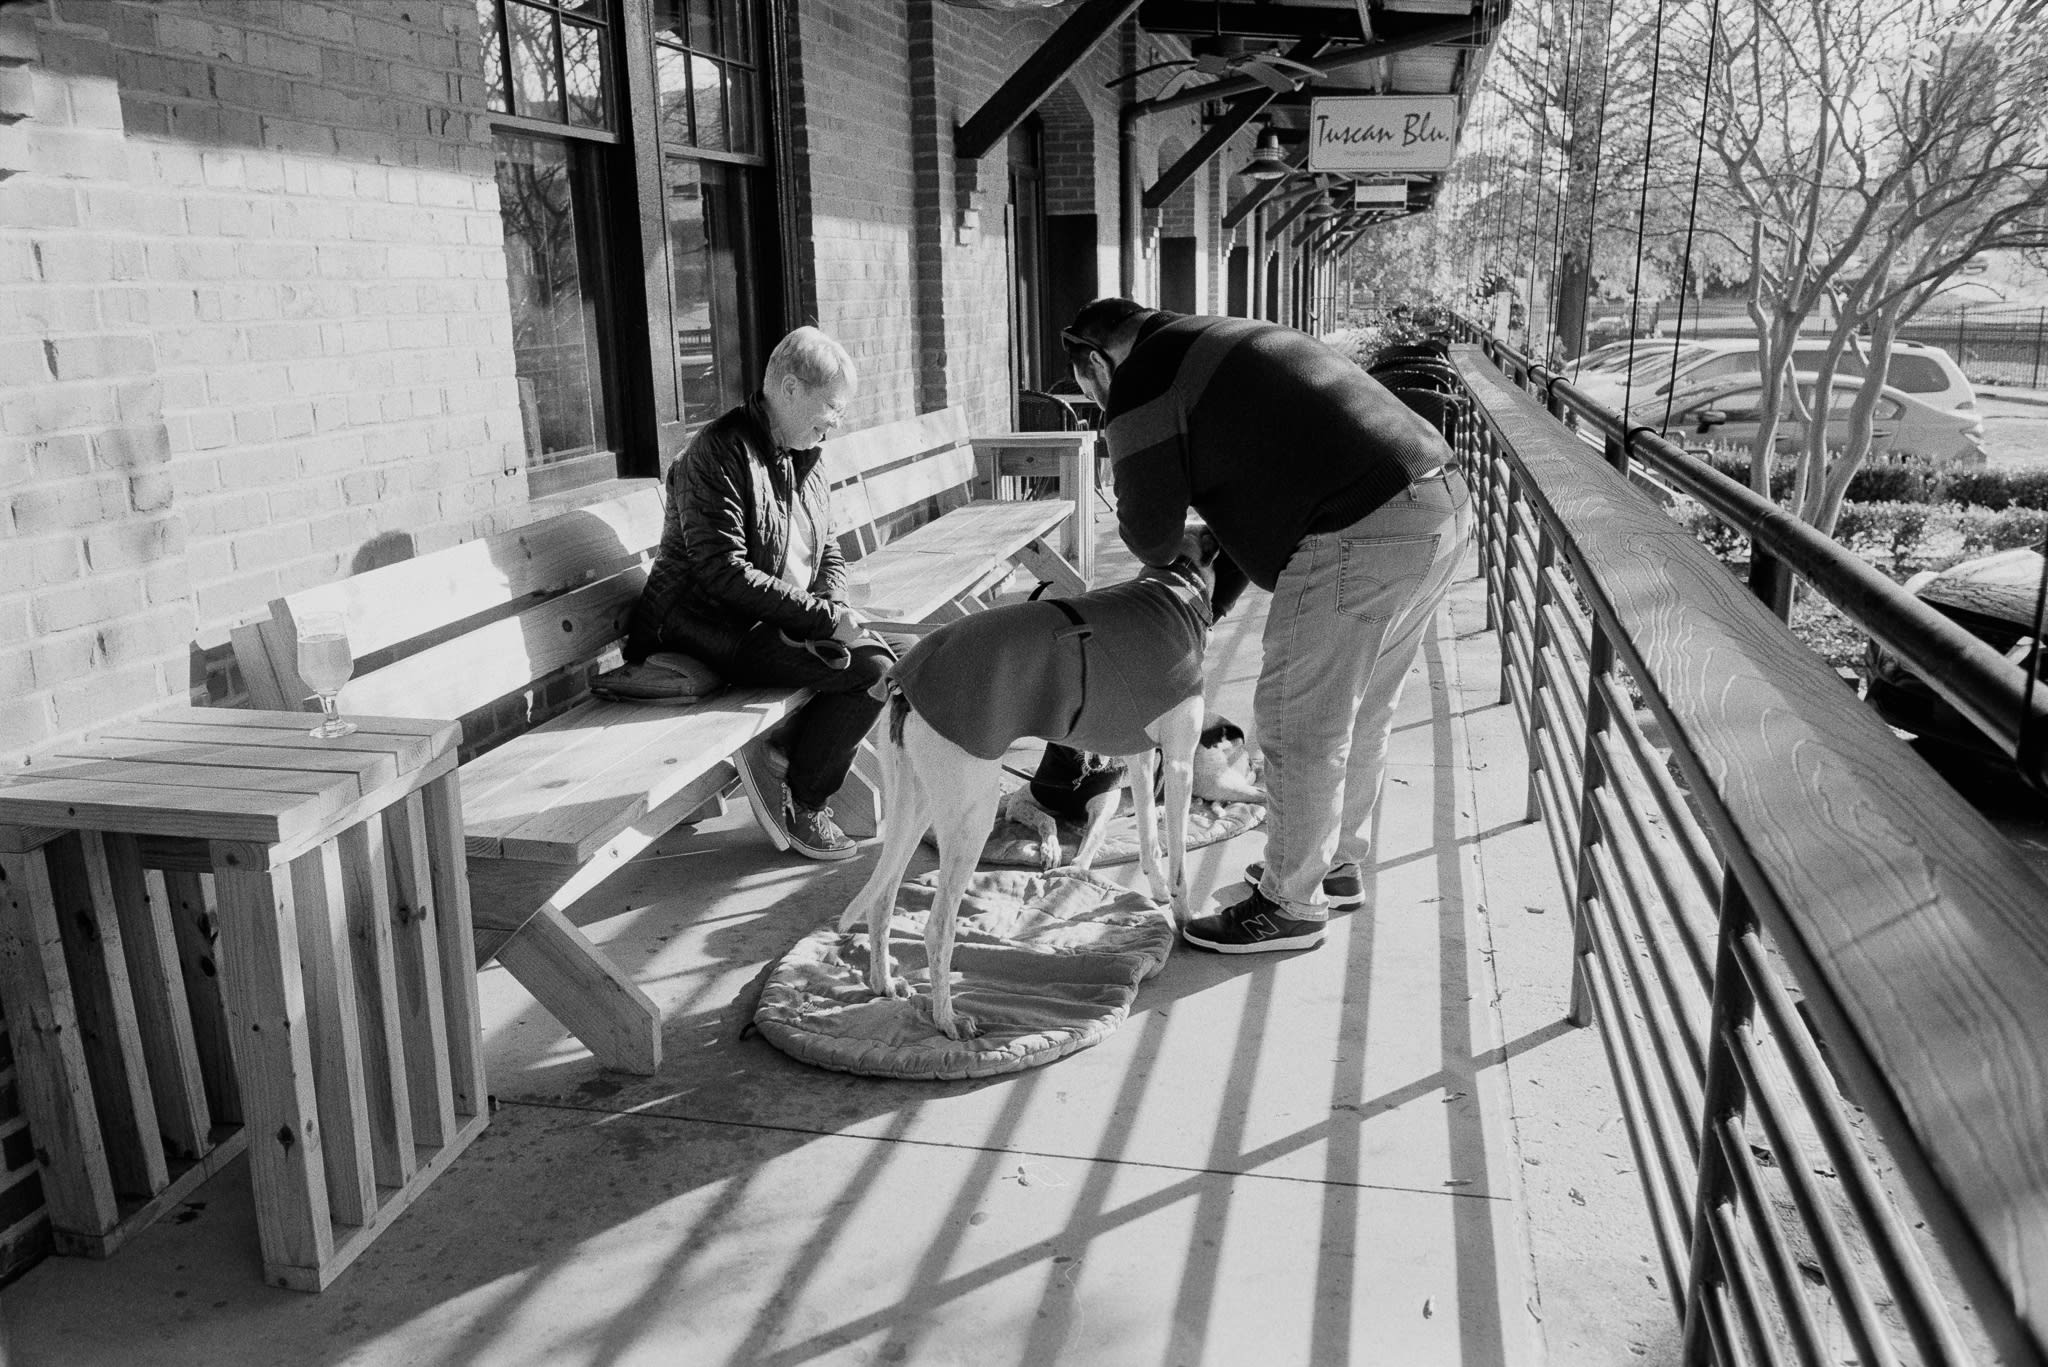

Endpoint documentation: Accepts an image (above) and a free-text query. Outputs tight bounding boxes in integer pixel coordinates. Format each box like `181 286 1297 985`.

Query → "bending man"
1062 299 1474 953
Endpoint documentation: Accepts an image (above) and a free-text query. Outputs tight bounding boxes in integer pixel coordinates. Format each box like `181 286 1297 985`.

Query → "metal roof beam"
1141 37 1327 211
956 0 1146 161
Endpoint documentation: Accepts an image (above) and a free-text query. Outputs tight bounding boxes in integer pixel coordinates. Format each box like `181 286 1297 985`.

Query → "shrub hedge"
1697 451 2048 510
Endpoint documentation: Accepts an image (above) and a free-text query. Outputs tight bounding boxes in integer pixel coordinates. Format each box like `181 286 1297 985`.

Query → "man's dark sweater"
1103 312 1452 589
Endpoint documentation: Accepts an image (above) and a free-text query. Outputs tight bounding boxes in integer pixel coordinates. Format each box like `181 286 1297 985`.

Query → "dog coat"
887 575 1211 762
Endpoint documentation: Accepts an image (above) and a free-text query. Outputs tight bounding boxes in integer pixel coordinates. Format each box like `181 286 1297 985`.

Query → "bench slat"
334 569 645 724
820 409 970 485
463 688 804 864
851 500 1074 621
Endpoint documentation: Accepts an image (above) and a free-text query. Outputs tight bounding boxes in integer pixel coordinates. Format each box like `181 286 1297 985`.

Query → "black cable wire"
1661 0 1723 434
1620 0 1670 421
1581 0 1618 364
1544 0 1585 365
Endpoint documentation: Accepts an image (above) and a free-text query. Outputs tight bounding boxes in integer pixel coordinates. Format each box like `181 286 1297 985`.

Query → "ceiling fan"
1107 34 1324 97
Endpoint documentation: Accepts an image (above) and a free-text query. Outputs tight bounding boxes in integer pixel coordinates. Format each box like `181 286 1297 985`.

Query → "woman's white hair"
764 326 857 391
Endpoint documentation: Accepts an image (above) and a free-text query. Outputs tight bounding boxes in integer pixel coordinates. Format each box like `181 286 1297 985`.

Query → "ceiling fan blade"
1243 61 1305 93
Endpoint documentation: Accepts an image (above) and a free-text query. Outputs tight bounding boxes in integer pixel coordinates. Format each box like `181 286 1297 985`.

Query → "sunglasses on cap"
1060 328 1110 368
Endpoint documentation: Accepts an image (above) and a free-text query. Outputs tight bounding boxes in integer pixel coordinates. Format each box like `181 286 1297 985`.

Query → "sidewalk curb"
1982 388 2048 410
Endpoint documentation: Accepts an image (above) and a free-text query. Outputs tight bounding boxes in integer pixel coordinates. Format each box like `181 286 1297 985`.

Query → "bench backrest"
233 486 664 721
235 406 982 724
820 406 976 555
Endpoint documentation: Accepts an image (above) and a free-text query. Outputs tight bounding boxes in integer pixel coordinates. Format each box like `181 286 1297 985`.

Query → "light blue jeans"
1254 468 1474 919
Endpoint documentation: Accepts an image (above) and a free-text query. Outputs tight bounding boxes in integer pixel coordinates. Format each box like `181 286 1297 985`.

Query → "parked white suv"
1567 336 1977 419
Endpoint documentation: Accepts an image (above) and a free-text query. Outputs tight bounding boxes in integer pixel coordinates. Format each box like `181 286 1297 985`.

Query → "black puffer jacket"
627 393 846 661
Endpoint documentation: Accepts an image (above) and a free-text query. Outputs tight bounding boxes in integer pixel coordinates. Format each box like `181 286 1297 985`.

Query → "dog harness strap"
1043 596 1093 640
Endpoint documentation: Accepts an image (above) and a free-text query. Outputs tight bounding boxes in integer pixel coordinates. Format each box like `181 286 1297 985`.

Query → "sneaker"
736 739 792 850
784 796 858 862
1182 888 1327 954
1244 859 1364 910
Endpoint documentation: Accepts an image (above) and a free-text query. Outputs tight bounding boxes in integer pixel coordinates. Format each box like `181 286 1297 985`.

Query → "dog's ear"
1208 547 1250 620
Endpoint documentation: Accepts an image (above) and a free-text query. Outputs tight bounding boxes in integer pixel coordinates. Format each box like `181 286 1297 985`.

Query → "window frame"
476 0 791 490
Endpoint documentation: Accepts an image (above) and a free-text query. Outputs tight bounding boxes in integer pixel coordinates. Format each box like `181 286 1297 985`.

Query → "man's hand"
827 603 866 643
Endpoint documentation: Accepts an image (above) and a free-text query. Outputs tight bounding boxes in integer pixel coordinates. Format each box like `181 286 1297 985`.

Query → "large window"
653 0 768 432
479 0 621 494
478 0 779 484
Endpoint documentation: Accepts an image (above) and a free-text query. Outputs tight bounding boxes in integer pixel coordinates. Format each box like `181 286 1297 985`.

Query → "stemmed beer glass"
295 609 358 739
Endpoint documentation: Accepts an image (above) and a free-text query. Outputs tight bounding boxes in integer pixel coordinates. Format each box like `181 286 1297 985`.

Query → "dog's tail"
886 688 911 745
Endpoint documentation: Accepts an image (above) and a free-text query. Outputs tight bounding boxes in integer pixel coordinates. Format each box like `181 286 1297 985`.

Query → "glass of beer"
295 610 358 739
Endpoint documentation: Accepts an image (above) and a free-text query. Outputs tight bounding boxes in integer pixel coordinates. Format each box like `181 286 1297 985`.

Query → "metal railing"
1437 330 2048 1366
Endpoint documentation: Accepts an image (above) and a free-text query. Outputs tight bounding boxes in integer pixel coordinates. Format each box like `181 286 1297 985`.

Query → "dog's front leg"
1126 744 1173 912
1154 701 1203 928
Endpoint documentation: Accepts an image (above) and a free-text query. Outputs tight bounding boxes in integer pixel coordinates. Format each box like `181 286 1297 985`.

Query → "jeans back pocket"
1338 533 1441 623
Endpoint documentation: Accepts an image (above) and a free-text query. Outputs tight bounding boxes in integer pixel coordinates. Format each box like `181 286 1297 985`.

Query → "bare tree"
1697 0 2048 531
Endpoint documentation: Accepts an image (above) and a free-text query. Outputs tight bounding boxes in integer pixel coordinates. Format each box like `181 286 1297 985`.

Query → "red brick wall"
1 0 526 763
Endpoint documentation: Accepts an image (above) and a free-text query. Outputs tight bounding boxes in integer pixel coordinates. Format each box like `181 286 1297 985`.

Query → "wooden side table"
971 430 1099 585
0 708 488 1291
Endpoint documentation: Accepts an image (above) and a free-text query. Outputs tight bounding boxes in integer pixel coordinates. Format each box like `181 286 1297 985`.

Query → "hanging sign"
1306 96 1459 173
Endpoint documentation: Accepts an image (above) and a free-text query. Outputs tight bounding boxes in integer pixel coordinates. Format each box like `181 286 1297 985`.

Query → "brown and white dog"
838 527 1246 1039
997 712 1265 873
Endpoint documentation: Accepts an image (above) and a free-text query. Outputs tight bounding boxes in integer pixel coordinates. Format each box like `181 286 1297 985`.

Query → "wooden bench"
230 406 1087 1076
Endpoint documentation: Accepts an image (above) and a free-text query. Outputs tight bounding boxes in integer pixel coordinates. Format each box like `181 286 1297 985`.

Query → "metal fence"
1441 324 2048 1366
1899 305 2048 390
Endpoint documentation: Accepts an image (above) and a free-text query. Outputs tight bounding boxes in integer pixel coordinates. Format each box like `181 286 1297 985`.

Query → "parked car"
1636 374 1988 461
1568 337 1977 418
1866 548 2048 760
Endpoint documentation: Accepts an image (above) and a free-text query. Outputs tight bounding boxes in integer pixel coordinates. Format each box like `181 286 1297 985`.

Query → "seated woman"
626 326 889 862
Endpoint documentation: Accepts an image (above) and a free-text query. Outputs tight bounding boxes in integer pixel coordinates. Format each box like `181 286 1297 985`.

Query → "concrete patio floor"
0 509 1677 1366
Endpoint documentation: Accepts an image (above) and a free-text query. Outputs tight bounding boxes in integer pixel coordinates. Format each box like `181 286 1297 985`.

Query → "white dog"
838 526 1246 1039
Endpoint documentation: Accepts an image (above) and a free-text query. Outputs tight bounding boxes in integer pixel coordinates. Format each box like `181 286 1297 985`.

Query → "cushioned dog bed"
754 869 1175 1080
921 784 1267 870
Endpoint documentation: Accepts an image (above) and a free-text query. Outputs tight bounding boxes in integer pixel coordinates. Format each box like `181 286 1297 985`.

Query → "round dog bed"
754 869 1175 1080
922 784 1267 870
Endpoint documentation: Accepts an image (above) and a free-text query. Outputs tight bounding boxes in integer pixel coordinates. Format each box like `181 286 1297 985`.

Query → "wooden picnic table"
0 708 487 1291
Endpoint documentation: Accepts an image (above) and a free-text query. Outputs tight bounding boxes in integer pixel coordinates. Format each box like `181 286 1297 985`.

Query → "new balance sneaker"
784 795 858 862
1244 859 1364 910
736 739 792 850
1181 888 1327 954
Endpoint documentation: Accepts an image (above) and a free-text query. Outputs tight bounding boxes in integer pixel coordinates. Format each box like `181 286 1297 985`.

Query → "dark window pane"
650 0 688 43
664 157 756 428
562 18 607 128
494 133 610 467
507 1 562 122
559 0 607 17
691 53 725 152
478 0 509 113
687 0 719 52
655 45 693 146
726 66 754 155
721 0 753 63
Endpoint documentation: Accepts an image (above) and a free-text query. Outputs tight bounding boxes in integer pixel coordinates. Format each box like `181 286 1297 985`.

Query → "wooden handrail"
1455 347 2048 1364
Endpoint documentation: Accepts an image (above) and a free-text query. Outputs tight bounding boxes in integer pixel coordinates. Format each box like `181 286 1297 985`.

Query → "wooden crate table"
0 708 487 1292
